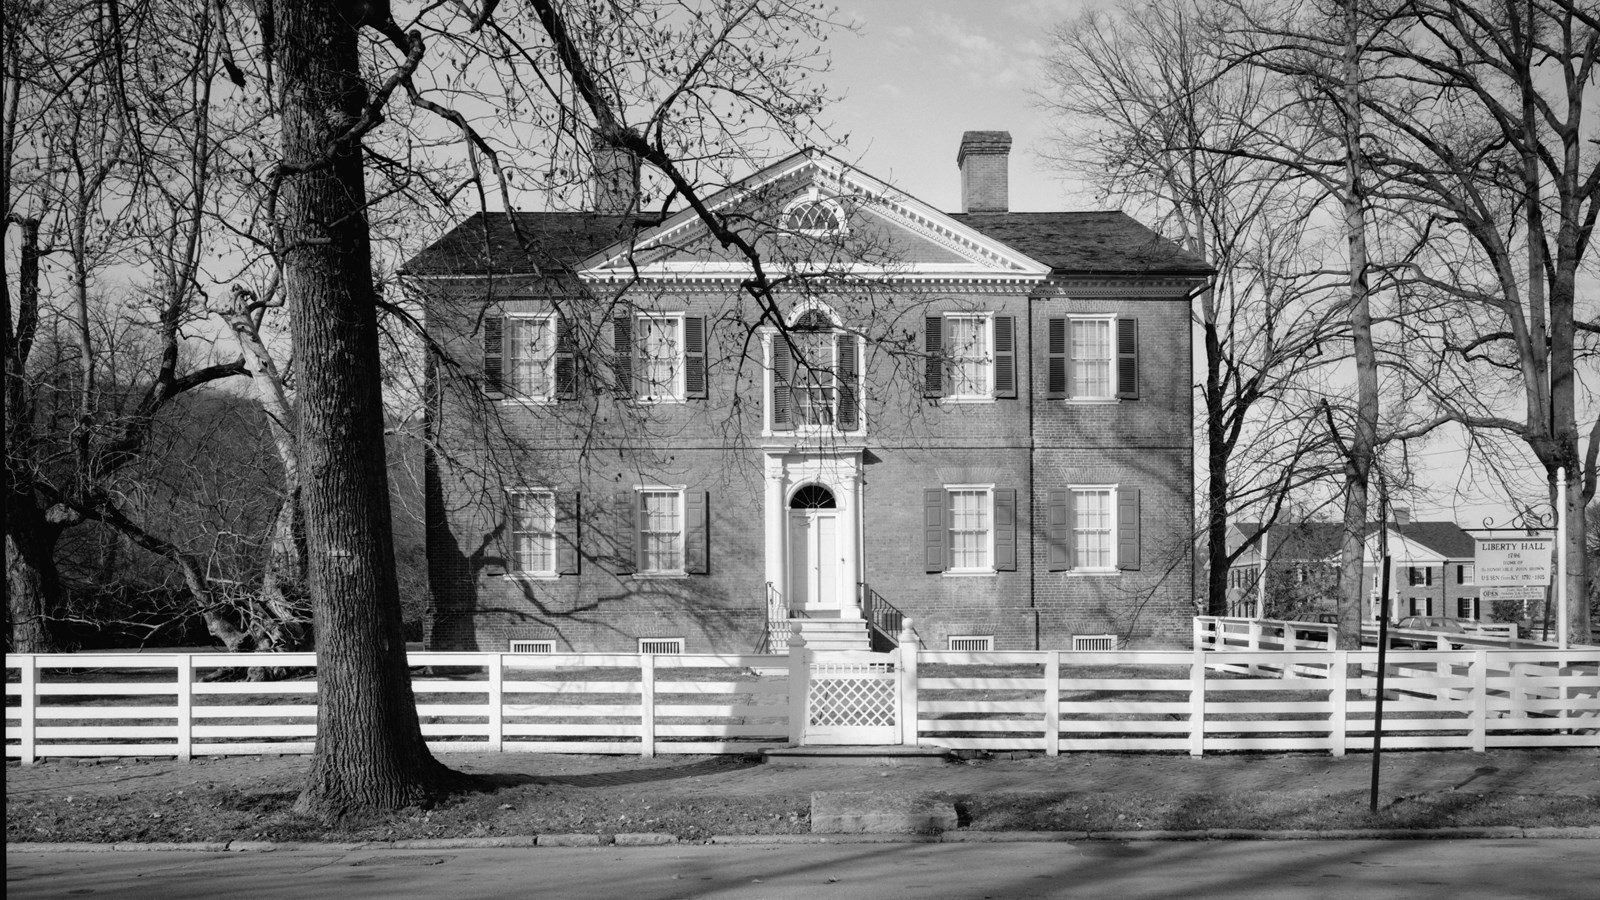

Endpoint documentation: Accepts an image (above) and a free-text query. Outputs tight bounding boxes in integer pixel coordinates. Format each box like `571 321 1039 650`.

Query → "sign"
1475 537 1553 587
1480 586 1545 602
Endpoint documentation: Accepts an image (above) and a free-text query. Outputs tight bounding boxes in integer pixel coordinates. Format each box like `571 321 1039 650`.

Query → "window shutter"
1425 566 1433 586
993 488 1016 571
484 315 505 397
924 315 944 398
1116 317 1139 400
555 315 576 400
1117 488 1141 570
684 490 709 574
684 316 707 399
993 315 1016 398
924 489 946 573
612 316 633 396
556 492 580 575
484 492 508 576
770 338 794 431
1046 317 1066 399
1408 567 1419 586
1456 565 1464 585
1047 489 1071 571
836 333 859 431
612 491 636 574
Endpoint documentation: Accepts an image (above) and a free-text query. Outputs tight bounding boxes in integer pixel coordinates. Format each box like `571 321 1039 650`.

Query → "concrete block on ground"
811 791 959 834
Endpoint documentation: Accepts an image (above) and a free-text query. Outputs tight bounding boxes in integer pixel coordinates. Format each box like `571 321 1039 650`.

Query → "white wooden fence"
7 644 1597 763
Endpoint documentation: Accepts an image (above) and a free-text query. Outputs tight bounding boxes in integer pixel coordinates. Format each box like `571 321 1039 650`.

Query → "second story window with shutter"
484 311 575 402
1046 315 1139 401
613 312 707 402
769 305 861 434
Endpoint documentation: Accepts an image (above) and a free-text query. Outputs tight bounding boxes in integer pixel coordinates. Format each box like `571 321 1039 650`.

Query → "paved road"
9 840 1599 900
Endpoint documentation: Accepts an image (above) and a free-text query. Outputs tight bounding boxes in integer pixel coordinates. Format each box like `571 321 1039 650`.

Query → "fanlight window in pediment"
783 192 846 237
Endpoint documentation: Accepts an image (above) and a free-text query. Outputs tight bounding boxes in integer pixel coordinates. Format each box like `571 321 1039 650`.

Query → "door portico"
764 451 863 619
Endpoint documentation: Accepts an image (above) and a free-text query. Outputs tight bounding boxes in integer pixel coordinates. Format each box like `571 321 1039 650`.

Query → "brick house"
403 132 1211 654
1226 514 1485 622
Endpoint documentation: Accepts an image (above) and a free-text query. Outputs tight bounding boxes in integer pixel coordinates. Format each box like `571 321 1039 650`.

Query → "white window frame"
634 313 686 403
1066 315 1116 402
945 485 995 575
790 328 838 429
763 303 865 436
943 312 994 402
1458 564 1475 585
1070 486 1118 572
781 187 847 237
504 313 558 403
636 486 686 576
507 488 558 577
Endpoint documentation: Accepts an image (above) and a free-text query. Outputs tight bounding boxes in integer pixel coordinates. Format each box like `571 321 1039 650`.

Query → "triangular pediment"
578 150 1050 282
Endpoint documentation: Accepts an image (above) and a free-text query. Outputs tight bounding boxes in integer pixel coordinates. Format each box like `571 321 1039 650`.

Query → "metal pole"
1369 553 1391 813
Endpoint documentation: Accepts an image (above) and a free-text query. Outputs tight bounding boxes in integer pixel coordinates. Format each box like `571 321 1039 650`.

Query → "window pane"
946 315 989 397
511 491 556 574
508 318 555 399
1074 489 1112 569
637 317 681 399
640 491 683 572
792 331 835 425
947 489 990 570
1072 319 1111 398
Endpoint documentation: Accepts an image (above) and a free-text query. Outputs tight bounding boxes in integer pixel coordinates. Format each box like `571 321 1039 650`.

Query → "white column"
841 468 863 618
764 454 787 609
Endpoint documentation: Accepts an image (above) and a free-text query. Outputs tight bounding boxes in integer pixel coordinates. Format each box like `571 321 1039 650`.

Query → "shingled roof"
403 209 1212 279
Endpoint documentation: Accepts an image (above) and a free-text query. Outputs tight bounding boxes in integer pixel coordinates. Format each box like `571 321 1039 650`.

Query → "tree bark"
276 0 453 816
5 493 62 652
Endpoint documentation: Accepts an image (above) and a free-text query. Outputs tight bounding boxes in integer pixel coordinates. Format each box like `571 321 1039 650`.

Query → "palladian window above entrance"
769 306 861 434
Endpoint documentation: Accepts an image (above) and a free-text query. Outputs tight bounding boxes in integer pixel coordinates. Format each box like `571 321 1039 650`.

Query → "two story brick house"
404 132 1211 654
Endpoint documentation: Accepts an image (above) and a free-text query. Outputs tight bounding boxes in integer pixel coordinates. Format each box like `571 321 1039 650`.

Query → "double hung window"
615 488 709 576
923 313 1015 400
770 308 860 433
614 313 706 402
638 489 684 573
1046 316 1138 401
923 486 1016 574
483 310 573 401
509 490 558 575
1046 486 1141 572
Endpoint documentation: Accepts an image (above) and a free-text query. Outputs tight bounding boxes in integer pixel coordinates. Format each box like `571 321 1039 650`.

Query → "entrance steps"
789 614 871 651
760 745 951 767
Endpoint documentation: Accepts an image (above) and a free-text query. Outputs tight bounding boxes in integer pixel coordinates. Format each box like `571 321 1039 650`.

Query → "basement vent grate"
1072 634 1117 652
947 635 994 652
509 640 555 654
638 638 685 655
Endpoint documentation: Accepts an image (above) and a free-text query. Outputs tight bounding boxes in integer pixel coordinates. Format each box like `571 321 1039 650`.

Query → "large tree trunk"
277 0 453 816
5 493 62 652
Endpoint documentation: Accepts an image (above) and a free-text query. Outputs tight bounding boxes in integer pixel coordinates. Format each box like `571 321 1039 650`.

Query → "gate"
801 650 900 745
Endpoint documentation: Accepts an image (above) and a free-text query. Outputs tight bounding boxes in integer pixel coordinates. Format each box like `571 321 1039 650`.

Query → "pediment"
578 151 1050 282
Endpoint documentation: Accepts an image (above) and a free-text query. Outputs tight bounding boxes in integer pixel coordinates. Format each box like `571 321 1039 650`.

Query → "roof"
1235 521 1478 561
404 210 1212 280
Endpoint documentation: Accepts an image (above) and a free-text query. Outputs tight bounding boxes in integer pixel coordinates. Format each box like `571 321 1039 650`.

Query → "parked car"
1392 616 1472 649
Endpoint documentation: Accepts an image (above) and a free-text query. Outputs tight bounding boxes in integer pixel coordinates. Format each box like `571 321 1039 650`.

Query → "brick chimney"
957 131 1011 213
592 133 640 215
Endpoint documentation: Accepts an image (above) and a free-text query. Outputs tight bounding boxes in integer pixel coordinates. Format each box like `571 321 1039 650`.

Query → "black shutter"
836 333 859 431
613 491 636 574
993 315 1016 398
1046 317 1066 399
924 315 944 398
1116 488 1141 571
771 337 794 431
612 316 633 396
684 316 707 399
555 315 576 400
556 492 580 575
1116 317 1139 400
1046 489 1071 571
684 490 708 574
924 488 946 573
484 315 505 397
993 488 1016 571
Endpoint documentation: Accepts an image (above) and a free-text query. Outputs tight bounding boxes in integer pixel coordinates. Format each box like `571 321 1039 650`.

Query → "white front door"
788 510 839 612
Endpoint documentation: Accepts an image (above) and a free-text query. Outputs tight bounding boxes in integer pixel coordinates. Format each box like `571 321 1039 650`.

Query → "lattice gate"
802 652 900 745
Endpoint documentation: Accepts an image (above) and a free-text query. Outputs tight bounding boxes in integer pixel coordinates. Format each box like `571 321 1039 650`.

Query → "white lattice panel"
802 659 899 744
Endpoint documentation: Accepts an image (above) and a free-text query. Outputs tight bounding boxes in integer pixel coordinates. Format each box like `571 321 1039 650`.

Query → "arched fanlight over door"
789 484 837 509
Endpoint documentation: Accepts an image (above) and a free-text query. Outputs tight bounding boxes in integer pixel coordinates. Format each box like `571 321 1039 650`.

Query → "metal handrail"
858 582 905 647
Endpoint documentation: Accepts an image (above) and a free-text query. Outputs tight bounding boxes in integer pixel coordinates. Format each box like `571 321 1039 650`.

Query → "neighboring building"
403 132 1211 655
1225 513 1484 622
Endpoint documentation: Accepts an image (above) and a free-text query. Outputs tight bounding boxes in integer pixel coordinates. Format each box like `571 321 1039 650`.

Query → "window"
1046 487 1141 572
613 314 706 401
509 490 558 575
1456 597 1478 620
484 312 573 401
782 188 846 237
1046 316 1138 401
1457 564 1474 585
770 307 860 432
615 488 709 575
1408 566 1434 587
924 314 1015 400
923 487 1016 573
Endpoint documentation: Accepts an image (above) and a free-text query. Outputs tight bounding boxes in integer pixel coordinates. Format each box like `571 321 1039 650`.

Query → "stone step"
788 617 871 651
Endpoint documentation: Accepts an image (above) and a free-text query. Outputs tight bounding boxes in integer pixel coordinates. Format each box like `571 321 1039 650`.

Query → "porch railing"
764 582 789 652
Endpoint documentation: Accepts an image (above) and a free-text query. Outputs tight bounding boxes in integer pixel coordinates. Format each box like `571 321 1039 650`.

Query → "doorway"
788 484 840 613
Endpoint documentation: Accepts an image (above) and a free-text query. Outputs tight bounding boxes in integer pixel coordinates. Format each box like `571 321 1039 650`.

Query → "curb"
8 826 1599 853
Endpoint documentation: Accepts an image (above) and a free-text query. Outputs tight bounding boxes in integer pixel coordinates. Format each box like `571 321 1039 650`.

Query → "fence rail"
7 643 1597 763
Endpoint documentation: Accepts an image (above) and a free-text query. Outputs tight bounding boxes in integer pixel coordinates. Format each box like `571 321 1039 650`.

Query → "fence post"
1471 647 1489 752
20 655 37 765
487 655 504 753
1329 649 1347 757
640 652 656 758
898 619 918 747
176 654 194 762
1044 650 1060 757
1189 646 1206 757
787 625 808 746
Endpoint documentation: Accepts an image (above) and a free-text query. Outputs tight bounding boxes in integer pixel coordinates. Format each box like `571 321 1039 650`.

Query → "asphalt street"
9 839 1599 900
